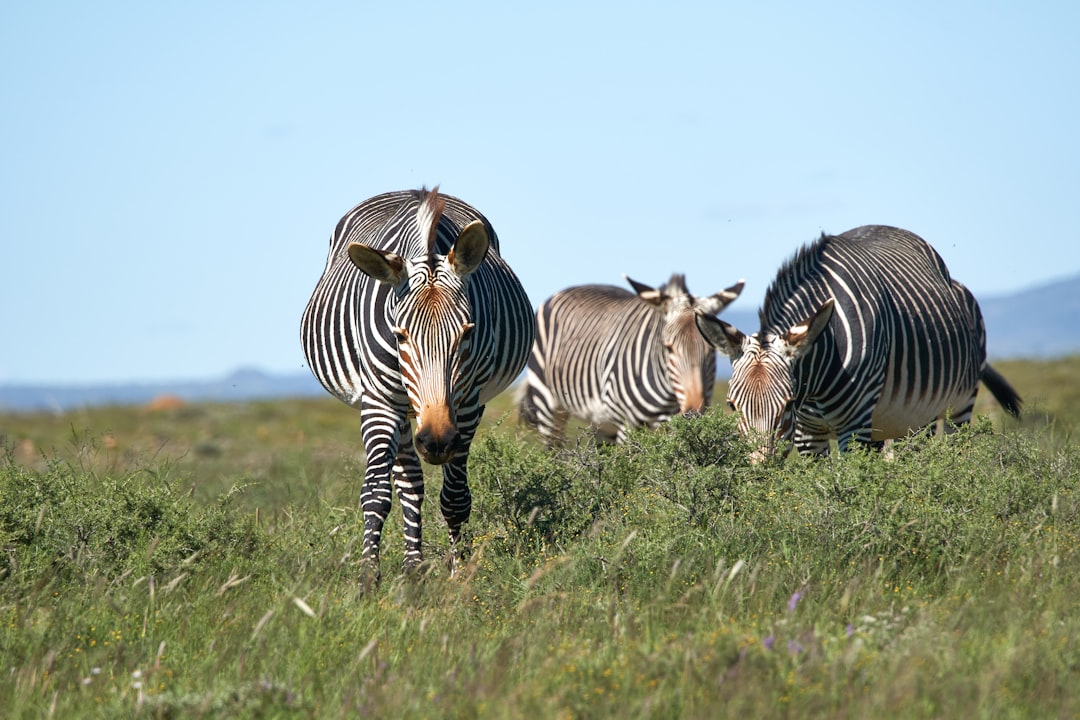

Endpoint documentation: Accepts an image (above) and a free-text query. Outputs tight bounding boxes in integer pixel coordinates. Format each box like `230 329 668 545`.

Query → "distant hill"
979 273 1079 359
0 368 325 413
1 275 1076 412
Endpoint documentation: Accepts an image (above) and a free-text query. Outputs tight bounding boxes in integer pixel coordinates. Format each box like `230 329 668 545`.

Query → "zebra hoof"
402 553 424 574
358 557 381 593
445 551 463 579
445 532 474 579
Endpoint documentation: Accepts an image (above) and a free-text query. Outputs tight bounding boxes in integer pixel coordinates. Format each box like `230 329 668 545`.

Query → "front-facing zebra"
695 225 1021 459
301 188 533 576
518 274 744 446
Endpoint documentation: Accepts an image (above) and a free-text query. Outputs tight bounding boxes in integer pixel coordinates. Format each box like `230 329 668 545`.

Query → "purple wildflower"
763 635 776 651
787 590 804 613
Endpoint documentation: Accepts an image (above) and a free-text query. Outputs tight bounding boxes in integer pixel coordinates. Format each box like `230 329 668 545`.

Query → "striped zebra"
301 188 533 576
518 274 744 446
695 225 1022 459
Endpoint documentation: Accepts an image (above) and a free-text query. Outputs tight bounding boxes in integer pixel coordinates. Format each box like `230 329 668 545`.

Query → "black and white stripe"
301 188 533 573
518 274 743 446
696 225 1021 458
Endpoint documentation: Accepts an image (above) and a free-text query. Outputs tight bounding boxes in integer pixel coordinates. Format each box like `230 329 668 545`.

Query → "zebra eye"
726 400 736 412
457 323 475 348
391 327 409 344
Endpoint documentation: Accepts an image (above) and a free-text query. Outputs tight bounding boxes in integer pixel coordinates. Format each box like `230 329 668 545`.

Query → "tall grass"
2 403 1077 717
0 358 1077 718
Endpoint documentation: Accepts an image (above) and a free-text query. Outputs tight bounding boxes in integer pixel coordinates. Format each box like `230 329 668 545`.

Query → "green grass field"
1 357 1077 718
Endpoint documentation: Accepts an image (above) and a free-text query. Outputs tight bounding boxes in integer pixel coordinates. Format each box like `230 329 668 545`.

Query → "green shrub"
0 452 259 590
1 388 1078 719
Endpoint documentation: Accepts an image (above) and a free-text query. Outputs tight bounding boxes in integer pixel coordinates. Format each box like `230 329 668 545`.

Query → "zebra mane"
662 273 690 298
760 232 832 326
415 186 447 265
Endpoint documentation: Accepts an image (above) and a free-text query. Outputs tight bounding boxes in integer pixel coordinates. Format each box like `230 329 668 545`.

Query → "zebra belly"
477 367 519 406
542 368 619 426
575 395 624 427
868 387 973 440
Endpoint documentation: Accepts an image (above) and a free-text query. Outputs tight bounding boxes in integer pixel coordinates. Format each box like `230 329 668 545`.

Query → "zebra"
694 225 1022 459
301 187 534 576
518 274 744 446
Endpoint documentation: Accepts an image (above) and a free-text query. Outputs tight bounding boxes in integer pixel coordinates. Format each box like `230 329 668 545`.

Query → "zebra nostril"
415 426 460 464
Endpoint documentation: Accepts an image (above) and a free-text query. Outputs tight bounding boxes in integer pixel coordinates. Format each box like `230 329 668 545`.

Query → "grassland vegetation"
0 358 1077 718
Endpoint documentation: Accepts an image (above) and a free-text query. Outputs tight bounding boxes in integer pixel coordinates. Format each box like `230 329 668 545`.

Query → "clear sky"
2 1 1077 385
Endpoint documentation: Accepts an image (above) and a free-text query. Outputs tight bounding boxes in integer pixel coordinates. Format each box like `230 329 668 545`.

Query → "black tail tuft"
981 364 1022 419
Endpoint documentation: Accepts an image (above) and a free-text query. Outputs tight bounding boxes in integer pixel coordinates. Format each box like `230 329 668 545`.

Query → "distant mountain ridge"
0 368 325 413
1 274 1077 412
979 273 1079 359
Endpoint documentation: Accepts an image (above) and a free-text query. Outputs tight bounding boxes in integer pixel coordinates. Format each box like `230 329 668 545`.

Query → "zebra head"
347 195 489 465
626 274 745 415
696 298 835 459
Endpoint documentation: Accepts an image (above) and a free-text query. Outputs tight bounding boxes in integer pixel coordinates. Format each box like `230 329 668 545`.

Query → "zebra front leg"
358 411 402 587
359 465 392 588
440 457 473 576
440 413 480 576
392 422 426 572
793 425 833 457
836 426 884 454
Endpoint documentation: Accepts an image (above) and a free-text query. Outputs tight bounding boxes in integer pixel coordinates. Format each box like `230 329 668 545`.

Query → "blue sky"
2 1 1077 385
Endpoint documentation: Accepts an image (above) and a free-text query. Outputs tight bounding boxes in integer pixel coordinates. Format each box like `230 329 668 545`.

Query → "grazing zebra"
301 187 533 575
695 225 1022 459
518 274 744 446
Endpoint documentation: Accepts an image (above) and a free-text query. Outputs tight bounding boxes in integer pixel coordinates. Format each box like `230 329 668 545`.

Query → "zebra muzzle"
678 384 707 416
414 407 461 464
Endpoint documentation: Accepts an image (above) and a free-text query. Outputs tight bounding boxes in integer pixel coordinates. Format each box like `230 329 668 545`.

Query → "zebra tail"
981 364 1023 419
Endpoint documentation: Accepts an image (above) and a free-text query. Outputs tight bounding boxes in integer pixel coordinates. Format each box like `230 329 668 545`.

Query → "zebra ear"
695 313 745 358
696 279 746 316
785 298 835 356
348 243 407 286
448 220 490 277
624 275 664 305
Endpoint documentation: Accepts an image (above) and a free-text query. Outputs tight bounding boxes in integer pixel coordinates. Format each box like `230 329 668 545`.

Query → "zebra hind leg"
596 422 622 445
518 376 568 448
516 376 543 428
942 394 976 434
